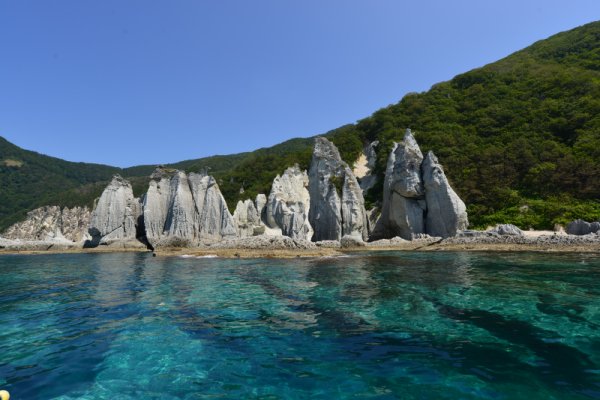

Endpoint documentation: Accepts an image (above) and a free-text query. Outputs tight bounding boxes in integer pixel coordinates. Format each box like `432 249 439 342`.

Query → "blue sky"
1 1 599 167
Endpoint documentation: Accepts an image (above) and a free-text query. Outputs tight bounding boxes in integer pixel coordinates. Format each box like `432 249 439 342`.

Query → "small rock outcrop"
373 129 467 240
88 175 142 245
233 198 263 237
143 168 236 247
2 205 90 242
308 137 368 242
566 219 600 235
422 151 468 237
265 165 313 240
490 224 524 236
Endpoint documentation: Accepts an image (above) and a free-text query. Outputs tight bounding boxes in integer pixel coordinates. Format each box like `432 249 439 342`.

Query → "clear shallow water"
0 252 599 399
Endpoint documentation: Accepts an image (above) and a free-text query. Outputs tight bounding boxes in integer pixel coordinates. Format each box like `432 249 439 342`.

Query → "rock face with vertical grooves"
143 168 237 247
2 205 90 242
233 199 262 237
373 130 426 240
88 175 142 245
308 137 368 241
373 129 468 240
189 173 238 242
422 151 468 237
265 165 313 240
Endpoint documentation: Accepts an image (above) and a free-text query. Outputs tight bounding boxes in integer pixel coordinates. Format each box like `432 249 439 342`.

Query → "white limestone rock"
489 224 524 236
189 173 238 243
422 151 468 238
89 175 142 245
373 130 425 240
143 168 236 248
233 199 262 237
3 205 90 242
266 165 313 240
308 137 368 242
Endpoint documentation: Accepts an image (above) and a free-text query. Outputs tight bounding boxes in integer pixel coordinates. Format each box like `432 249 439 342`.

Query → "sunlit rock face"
373 129 468 240
233 199 262 238
143 168 236 247
422 151 468 237
265 165 313 241
373 130 426 240
3 205 90 242
308 137 368 241
89 175 142 245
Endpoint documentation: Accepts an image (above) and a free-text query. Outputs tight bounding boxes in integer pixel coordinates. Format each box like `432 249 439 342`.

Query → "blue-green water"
0 252 599 399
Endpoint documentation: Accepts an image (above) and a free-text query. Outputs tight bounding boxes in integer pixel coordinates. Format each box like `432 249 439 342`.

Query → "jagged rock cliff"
373 130 426 240
88 175 142 245
422 151 468 237
308 137 368 241
2 205 90 242
265 165 313 240
143 168 236 247
374 129 467 240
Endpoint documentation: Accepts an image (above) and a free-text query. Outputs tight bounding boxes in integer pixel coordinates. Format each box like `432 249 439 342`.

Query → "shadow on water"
434 301 598 391
0 252 151 399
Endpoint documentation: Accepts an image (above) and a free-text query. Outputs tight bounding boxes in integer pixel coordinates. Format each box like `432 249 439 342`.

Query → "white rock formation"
143 168 236 247
89 175 142 245
265 165 313 240
308 137 368 241
2 205 90 242
373 129 468 240
373 129 426 240
422 151 468 237
233 199 262 237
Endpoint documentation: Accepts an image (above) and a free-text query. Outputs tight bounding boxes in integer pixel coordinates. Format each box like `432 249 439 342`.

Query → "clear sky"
1 1 599 167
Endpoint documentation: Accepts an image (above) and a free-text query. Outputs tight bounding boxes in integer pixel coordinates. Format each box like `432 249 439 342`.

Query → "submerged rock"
422 151 468 237
2 205 90 242
89 175 142 245
308 137 368 241
266 165 313 240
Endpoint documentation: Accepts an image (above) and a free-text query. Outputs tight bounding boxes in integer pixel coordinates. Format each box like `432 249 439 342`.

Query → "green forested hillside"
0 137 121 229
2 21 600 232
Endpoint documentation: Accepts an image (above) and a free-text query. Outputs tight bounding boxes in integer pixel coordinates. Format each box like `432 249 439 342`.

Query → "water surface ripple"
0 251 599 399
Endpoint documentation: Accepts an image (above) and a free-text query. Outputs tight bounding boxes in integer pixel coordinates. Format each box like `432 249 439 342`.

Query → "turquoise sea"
0 251 599 399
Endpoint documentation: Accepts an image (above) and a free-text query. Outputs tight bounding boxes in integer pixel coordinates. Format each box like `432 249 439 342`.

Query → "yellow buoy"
0 390 9 400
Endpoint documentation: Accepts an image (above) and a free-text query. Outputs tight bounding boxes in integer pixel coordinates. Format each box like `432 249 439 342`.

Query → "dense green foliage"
351 21 600 228
0 137 121 230
2 21 599 232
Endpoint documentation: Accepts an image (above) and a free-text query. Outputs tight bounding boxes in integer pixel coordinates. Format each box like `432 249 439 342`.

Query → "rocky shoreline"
2 230 599 258
2 131 599 255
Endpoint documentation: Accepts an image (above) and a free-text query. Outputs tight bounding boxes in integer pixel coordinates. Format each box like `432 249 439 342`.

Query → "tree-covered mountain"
2 20 599 232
